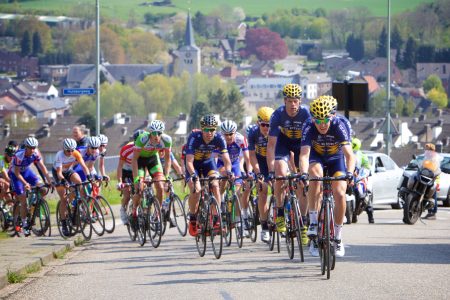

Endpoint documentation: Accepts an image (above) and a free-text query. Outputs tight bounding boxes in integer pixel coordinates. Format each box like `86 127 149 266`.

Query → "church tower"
172 11 201 76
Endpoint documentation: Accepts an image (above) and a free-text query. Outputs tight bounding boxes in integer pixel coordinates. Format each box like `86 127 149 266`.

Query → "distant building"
0 50 39 78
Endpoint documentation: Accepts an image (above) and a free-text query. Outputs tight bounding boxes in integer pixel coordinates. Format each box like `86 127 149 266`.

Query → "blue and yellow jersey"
301 116 351 157
247 124 268 157
268 105 310 141
186 131 227 161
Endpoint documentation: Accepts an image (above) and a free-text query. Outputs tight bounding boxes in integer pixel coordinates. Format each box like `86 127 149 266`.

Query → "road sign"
63 88 96 96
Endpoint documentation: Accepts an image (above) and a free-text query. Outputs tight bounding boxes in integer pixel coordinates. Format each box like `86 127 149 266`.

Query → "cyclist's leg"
274 141 290 209
147 155 165 205
203 158 221 205
132 157 148 215
328 159 347 248
307 157 324 236
216 160 227 195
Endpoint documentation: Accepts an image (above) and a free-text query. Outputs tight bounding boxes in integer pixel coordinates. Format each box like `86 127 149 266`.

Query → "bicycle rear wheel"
31 199 51 237
126 201 136 241
56 200 71 239
136 205 146 246
248 195 257 243
171 194 187 237
0 208 6 232
319 202 331 279
195 197 207 257
147 198 162 248
233 195 244 248
86 196 105 237
268 196 276 251
96 195 115 234
209 196 223 259
223 195 232 247
77 199 93 241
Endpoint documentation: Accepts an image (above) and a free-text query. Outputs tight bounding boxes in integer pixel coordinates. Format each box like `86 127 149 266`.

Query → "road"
1 207 450 300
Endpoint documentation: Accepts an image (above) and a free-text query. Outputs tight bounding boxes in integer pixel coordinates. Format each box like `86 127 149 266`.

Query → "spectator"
423 143 441 220
72 126 88 147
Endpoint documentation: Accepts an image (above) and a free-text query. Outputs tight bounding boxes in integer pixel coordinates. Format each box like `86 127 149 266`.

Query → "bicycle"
267 182 281 253
161 177 187 237
119 181 137 242
308 174 347 279
194 176 227 259
141 179 163 248
242 175 259 243
91 178 115 234
12 184 53 237
0 195 14 232
223 177 244 248
277 174 304 262
56 181 93 241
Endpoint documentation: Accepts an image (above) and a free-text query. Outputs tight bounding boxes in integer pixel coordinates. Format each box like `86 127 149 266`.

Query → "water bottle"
30 193 37 205
162 197 170 211
285 201 291 221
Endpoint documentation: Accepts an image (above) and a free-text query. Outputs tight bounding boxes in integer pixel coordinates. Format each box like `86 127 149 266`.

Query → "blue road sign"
63 88 96 96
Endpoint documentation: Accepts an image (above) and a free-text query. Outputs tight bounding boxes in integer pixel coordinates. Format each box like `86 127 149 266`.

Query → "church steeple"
184 10 196 47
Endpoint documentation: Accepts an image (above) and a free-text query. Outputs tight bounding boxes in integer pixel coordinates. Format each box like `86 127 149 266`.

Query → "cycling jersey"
0 155 10 173
119 142 134 171
53 150 84 171
269 105 310 165
9 149 42 195
134 132 172 158
11 149 41 172
185 131 227 161
76 146 100 163
247 124 270 179
216 132 248 164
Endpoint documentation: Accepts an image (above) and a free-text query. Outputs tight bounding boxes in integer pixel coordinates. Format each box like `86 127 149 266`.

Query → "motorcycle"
398 153 440 224
345 167 372 224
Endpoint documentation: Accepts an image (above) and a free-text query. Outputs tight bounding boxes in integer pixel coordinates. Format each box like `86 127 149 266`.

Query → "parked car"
400 153 450 207
365 151 404 208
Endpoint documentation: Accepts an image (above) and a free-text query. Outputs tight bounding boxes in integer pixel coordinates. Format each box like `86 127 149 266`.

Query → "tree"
32 31 42 56
125 30 166 64
21 30 31 56
346 34 364 61
391 25 403 50
192 11 208 38
416 45 435 63
394 95 405 116
138 74 175 116
189 102 210 130
402 37 417 69
376 26 387 57
208 88 228 114
403 98 416 116
427 88 448 108
225 87 245 122
423 75 445 93
241 28 288 61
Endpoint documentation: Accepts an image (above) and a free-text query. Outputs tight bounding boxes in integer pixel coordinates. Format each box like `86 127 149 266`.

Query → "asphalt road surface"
2 207 449 300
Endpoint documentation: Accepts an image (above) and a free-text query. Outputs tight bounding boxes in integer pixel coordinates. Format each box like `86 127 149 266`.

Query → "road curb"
0 240 76 291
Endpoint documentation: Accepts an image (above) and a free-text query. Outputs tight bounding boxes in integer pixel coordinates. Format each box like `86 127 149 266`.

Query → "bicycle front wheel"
209 196 223 259
147 198 162 248
195 197 207 257
292 198 304 262
31 199 51 237
77 199 93 241
248 195 257 243
319 202 331 279
171 194 187 237
96 195 115 234
86 196 105 237
233 195 243 248
136 205 146 246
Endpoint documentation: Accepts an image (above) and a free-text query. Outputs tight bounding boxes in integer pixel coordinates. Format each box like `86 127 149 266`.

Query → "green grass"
0 231 8 240
6 269 26 284
25 263 41 274
0 0 434 21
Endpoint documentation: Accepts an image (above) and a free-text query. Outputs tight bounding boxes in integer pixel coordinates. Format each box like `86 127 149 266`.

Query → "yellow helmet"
310 95 337 119
257 107 274 122
282 83 302 99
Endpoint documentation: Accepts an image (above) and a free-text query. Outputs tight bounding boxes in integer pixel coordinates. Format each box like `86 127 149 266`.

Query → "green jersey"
0 155 10 173
134 132 172 158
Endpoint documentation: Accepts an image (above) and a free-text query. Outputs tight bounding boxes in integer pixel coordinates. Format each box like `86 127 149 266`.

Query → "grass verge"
6 269 26 284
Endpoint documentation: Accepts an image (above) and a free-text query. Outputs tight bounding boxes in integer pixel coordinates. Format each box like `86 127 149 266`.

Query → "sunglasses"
65 149 74 153
150 131 162 136
224 133 234 137
314 118 330 125
259 122 270 128
90 147 98 150
27 146 36 150
203 128 216 133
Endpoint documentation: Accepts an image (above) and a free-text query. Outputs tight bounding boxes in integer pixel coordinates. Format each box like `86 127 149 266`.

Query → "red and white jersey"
119 142 134 171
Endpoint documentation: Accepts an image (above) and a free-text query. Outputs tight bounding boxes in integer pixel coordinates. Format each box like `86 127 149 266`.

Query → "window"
380 155 395 170
443 65 447 74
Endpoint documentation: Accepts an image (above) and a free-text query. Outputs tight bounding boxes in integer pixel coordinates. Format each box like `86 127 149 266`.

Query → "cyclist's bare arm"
267 136 277 172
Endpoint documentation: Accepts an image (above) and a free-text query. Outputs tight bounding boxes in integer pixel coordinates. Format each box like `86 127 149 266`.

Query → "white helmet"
220 120 237 134
24 137 38 148
148 120 165 132
98 134 108 145
88 136 101 148
63 138 77 151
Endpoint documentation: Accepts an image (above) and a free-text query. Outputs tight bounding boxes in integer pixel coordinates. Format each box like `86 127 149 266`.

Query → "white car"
365 151 404 208
401 153 450 207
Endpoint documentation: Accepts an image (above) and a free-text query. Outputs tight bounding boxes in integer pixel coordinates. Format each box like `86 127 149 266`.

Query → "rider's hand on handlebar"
102 175 110 182
226 170 234 180
346 171 354 186
267 171 275 181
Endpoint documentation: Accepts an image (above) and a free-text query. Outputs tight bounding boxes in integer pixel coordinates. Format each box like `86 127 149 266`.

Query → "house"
350 57 403 85
40 65 69 84
250 61 274 77
0 50 39 78
219 38 240 62
242 76 298 109
416 63 450 95
300 72 332 100
273 55 303 77
363 75 381 94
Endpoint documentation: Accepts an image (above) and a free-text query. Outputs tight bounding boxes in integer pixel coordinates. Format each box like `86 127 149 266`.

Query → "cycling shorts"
137 155 164 180
217 159 242 184
185 158 219 182
52 167 76 184
9 168 40 196
274 134 300 167
309 152 346 177
256 154 270 182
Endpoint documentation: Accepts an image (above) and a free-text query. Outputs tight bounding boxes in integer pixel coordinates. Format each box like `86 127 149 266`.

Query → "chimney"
412 117 419 123
445 137 450 147
436 141 443 153
435 109 443 117
419 114 426 122
3 124 10 138
416 142 422 149
121 126 127 136
125 115 131 123
437 119 444 126
372 120 377 129
43 124 50 138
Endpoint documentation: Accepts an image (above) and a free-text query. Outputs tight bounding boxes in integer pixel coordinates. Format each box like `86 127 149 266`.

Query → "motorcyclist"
351 137 374 223
422 143 442 220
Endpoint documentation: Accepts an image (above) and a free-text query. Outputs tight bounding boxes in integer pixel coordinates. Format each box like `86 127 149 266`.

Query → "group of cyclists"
1 82 375 261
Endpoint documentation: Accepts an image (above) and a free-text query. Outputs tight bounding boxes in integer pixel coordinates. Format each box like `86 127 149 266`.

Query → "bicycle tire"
285 199 294 259
86 196 105 237
318 204 326 276
268 196 276 251
222 194 232 247
195 196 207 257
233 195 244 248
292 198 304 262
182 194 189 210
31 199 51 237
126 201 136 241
77 199 93 241
0 209 6 232
56 200 67 239
171 194 187 237
248 195 257 243
324 202 331 279
136 205 146 246
96 195 115 234
147 197 162 248
57 200 76 238
209 196 223 259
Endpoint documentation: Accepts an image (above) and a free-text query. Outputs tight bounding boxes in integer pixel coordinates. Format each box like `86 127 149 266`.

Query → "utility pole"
386 0 392 156
96 0 101 136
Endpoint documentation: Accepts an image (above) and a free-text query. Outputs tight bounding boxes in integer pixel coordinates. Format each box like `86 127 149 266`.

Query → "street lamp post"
386 0 391 156
96 0 100 136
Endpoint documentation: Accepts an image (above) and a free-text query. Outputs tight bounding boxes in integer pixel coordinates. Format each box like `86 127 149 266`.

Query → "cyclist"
299 95 355 257
73 136 102 182
247 107 274 243
117 129 144 225
351 137 374 223
267 83 310 239
0 144 17 203
97 134 110 182
185 114 233 237
53 138 91 237
217 120 252 237
9 137 53 236
131 120 169 219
